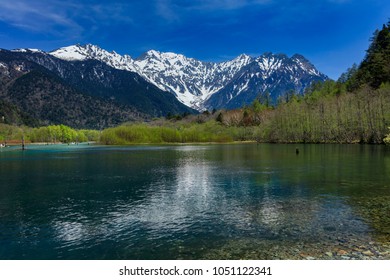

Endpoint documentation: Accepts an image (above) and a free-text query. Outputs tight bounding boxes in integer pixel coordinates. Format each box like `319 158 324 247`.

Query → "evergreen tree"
356 21 390 88
216 112 223 123
339 63 359 91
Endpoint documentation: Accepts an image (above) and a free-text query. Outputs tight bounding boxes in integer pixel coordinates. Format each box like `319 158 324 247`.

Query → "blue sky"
0 0 389 79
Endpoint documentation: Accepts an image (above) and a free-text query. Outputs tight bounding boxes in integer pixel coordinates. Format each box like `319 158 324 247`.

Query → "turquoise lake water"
0 143 389 259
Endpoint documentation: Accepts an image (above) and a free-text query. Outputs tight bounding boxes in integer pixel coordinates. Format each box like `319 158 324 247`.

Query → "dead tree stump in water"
22 135 25 151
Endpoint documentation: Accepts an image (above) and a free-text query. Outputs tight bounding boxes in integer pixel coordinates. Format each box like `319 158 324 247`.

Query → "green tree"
216 112 223 123
356 22 390 88
48 125 61 143
60 124 73 143
257 91 271 107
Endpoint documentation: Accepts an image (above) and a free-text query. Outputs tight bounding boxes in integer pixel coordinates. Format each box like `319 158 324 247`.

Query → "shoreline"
1 140 389 148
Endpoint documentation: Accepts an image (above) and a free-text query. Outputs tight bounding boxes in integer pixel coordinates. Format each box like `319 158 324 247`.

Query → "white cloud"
0 0 134 38
0 0 83 36
154 0 272 21
191 0 272 10
155 0 181 22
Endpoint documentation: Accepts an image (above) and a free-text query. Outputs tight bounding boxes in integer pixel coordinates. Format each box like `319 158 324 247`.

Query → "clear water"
0 143 390 259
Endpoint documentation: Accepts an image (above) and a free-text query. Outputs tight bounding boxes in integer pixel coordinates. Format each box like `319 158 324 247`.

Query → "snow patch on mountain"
50 44 138 72
12 48 44 54
129 50 254 109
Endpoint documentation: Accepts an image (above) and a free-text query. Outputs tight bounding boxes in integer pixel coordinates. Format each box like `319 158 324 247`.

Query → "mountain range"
0 44 328 128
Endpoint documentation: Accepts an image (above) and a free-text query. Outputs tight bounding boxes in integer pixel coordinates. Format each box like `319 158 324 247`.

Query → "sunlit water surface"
1 143 389 259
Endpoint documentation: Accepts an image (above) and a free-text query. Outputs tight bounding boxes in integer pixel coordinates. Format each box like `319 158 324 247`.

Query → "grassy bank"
100 121 253 144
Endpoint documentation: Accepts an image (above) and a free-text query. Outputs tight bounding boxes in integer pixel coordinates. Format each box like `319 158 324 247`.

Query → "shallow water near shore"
1 143 390 259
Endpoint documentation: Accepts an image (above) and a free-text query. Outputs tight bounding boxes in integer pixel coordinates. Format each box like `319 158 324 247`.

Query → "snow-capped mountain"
47 44 256 109
16 44 327 111
205 53 327 109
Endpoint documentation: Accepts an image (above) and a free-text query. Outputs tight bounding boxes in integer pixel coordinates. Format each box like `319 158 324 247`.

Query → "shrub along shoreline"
100 122 236 145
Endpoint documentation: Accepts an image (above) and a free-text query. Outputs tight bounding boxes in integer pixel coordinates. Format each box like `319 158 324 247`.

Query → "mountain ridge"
41 44 328 110
205 52 326 109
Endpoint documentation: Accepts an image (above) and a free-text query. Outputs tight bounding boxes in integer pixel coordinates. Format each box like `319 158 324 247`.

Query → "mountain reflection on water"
0 143 389 259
